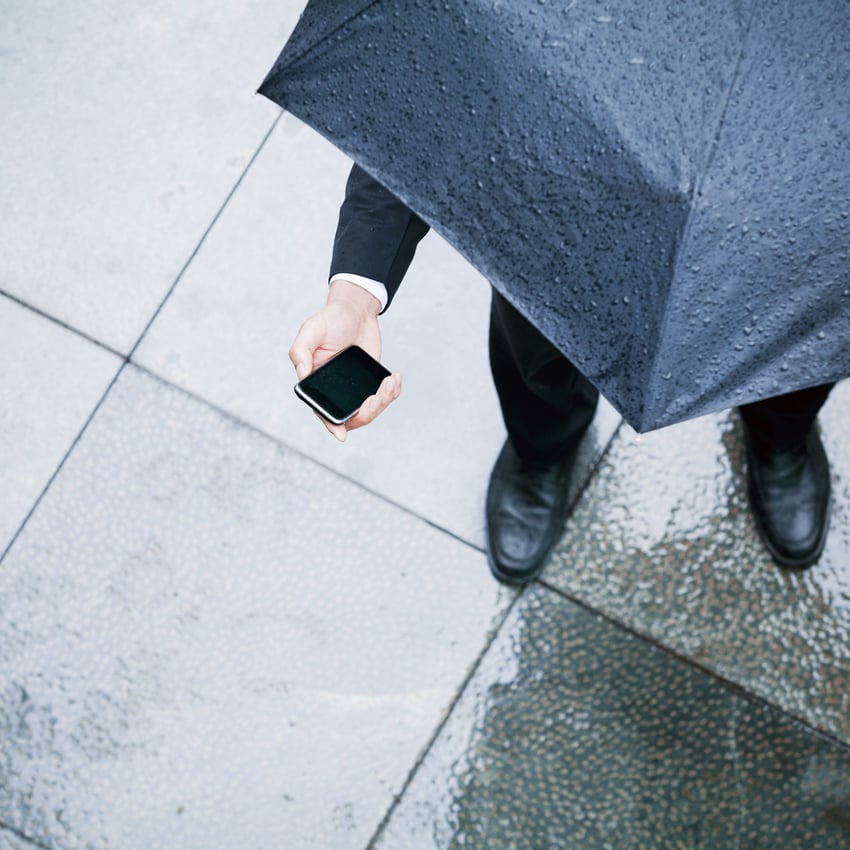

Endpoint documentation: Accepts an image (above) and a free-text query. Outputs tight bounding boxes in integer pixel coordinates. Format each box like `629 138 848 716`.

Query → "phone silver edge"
293 382 358 426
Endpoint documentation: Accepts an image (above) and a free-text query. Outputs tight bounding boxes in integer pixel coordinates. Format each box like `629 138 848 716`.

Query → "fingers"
319 414 349 442
343 372 402 433
311 373 401 443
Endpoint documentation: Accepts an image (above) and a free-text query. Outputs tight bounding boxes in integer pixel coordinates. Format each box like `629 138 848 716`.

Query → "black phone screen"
295 346 391 423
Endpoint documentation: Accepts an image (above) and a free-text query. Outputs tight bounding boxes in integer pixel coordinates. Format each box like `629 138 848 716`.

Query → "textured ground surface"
2 2 848 848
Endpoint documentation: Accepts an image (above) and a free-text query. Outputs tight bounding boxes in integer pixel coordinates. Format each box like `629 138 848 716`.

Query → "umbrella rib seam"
696 0 760 199
266 0 381 73
643 0 760 427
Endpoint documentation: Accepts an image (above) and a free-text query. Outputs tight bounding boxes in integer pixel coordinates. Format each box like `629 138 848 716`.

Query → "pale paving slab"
0 295 120 555
544 380 850 742
0 0 296 352
134 118 622 547
0 365 511 850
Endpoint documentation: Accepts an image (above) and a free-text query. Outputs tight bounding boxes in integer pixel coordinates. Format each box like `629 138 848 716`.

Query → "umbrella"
258 0 850 432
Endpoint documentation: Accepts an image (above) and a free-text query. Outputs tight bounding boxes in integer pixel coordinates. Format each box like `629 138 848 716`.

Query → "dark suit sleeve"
330 164 430 312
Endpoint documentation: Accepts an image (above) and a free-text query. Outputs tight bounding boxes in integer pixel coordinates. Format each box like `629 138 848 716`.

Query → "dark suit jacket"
329 165 430 312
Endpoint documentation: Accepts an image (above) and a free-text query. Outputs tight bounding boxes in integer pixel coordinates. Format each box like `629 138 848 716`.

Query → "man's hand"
289 279 402 441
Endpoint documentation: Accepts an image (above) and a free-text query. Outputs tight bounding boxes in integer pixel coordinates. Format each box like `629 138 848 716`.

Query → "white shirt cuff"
329 273 389 312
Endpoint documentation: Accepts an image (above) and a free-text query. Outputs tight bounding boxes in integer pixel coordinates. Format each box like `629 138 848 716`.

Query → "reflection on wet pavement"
546 386 850 742
376 586 850 850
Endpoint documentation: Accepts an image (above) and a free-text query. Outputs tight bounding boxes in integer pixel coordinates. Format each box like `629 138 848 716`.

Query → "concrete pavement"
2 3 849 848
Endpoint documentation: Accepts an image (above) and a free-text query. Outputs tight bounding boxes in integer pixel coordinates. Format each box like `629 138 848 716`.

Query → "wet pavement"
1 3 849 849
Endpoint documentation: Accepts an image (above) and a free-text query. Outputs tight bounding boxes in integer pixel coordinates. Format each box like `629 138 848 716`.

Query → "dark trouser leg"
738 383 834 458
489 289 598 463
485 290 599 584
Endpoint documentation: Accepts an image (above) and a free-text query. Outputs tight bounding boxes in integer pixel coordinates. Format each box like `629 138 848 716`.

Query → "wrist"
327 278 382 318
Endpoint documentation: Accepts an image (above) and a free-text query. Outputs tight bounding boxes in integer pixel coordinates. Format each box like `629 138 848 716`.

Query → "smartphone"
294 345 392 425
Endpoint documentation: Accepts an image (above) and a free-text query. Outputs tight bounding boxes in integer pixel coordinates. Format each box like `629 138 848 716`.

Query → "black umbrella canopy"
259 0 850 431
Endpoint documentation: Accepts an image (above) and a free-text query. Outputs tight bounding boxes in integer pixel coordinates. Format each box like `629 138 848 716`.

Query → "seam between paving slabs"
125 112 282 362
0 360 128 567
0 290 125 361
124 362 490 553
537 578 850 756
0 115 282 568
363 587 527 850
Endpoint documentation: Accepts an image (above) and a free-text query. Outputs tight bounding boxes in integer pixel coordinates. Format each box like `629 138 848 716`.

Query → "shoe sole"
486 551 547 586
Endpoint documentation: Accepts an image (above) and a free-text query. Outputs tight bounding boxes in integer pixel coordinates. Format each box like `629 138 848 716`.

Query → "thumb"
293 359 311 380
289 320 323 378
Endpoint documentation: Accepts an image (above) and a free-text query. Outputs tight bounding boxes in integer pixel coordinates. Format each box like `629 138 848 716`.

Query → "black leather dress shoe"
486 439 577 585
744 426 831 569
